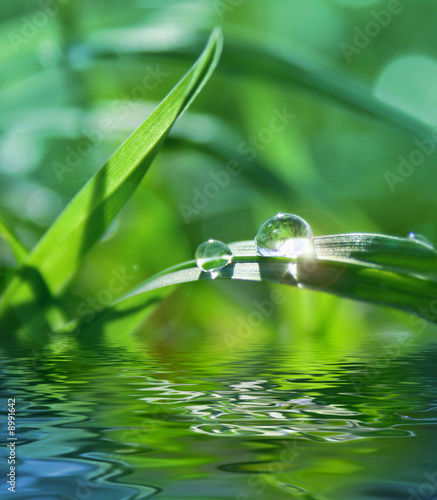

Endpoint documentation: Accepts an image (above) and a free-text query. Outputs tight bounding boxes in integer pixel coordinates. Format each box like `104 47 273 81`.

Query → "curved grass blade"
314 233 437 277
0 218 28 264
0 28 223 324
114 235 437 324
87 27 431 138
219 33 431 139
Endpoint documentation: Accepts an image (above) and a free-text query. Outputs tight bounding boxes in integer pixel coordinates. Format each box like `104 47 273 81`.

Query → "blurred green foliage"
1 0 437 344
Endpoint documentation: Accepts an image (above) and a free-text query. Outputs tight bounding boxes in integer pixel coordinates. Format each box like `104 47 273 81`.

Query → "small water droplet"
255 213 315 258
408 232 433 247
195 239 233 273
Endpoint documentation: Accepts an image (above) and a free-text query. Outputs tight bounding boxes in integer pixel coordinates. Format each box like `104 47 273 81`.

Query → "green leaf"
220 33 431 138
0 28 223 325
87 27 431 138
112 235 437 324
0 218 28 264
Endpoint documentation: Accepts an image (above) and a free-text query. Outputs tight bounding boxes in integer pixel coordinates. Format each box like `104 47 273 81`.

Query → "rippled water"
1 327 437 499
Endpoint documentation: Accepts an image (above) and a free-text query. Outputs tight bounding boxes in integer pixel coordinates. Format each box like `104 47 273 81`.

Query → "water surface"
1 327 437 499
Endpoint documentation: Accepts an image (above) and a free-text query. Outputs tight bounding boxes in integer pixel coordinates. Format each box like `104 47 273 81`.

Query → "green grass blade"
314 233 437 276
113 235 437 324
0 28 223 322
220 34 431 138
87 27 431 138
0 218 28 264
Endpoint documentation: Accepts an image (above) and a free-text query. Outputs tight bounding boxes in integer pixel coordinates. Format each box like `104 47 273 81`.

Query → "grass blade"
0 218 28 264
113 235 437 324
0 28 223 323
87 27 431 138
220 33 431 138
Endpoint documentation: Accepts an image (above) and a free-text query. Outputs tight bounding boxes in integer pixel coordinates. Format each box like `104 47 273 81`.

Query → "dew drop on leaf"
408 232 434 248
195 239 233 272
255 213 316 258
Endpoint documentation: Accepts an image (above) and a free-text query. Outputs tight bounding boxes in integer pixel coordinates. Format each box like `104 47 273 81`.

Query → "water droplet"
195 239 233 273
255 213 315 258
408 232 433 247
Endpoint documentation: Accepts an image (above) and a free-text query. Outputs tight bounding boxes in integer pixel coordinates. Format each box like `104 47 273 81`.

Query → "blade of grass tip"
314 234 437 277
0 28 223 325
0 218 28 264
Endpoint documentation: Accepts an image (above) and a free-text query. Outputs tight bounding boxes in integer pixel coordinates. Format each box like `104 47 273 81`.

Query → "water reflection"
1 329 437 499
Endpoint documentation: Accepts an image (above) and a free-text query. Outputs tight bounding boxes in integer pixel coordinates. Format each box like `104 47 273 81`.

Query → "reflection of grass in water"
3 334 435 499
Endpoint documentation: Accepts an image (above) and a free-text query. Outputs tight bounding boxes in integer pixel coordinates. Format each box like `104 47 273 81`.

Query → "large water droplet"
195 239 233 272
255 213 315 258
